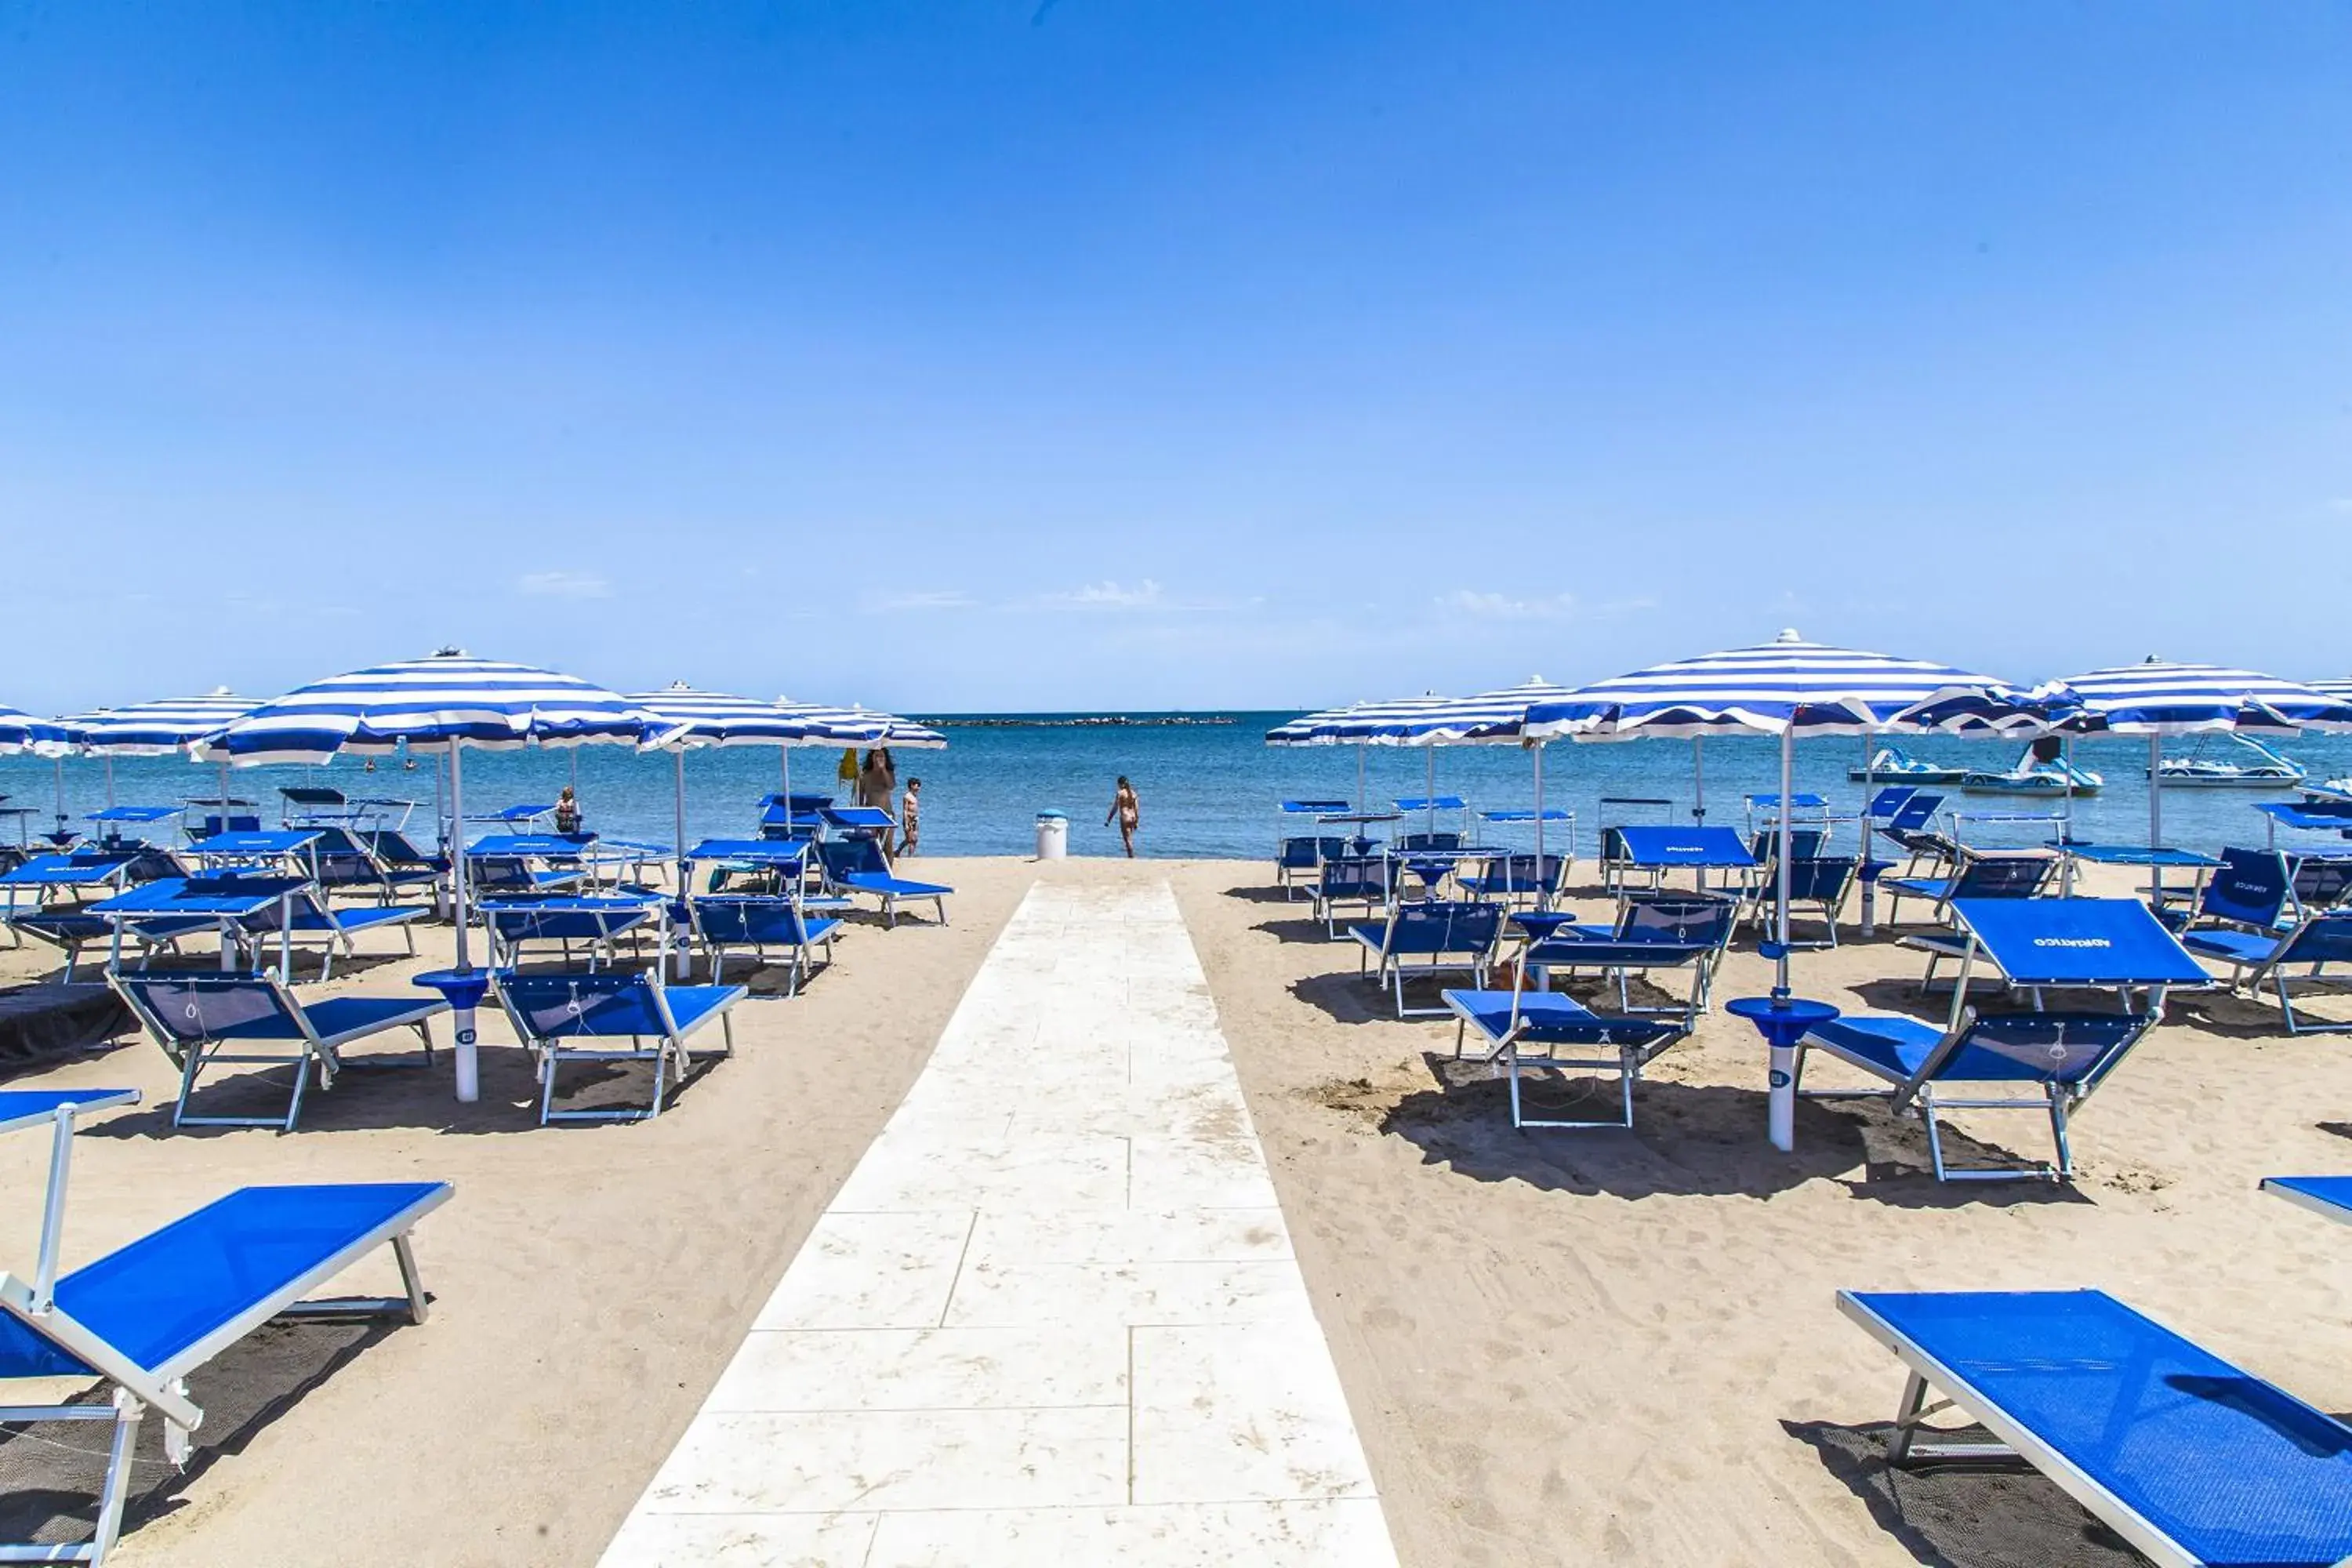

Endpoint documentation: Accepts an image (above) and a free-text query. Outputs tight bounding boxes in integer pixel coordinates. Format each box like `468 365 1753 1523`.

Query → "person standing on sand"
858 749 898 861
1107 776 1140 858
898 777 921 856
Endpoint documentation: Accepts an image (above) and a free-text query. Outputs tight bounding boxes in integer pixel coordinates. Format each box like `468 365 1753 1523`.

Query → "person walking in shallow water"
1106 776 1140 858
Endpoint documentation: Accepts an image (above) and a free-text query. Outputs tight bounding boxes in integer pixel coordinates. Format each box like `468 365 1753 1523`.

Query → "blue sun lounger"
0 1112 451 1566
113 971 448 1131
1606 826 1758 896
92 874 428 982
1276 836 1350 896
1800 899 2206 1179
2263 1174 2352 1227
1455 852 1567 907
1883 848 2056 927
1441 947 1690 1128
463 833 592 895
688 895 841 990
812 837 950 927
1348 899 1504 1018
2183 910 2352 1035
1544 893 1737 1018
1309 855 1392 938
1838 1287 2352 1568
479 894 666 971
494 970 746 1123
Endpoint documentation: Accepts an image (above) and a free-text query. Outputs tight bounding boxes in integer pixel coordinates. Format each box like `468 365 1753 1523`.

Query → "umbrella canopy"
201 651 658 766
56 689 255 755
630 684 844 749
773 700 946 749
0 705 67 753
1523 632 2037 739
2038 659 2352 735
1265 695 1460 745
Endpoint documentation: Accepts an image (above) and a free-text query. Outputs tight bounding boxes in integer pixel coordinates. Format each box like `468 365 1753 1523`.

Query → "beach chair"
1745 827 1827 866
1347 899 1504 1018
5 907 212 982
2158 846 2292 936
2180 910 2352 1035
1541 893 1735 1018
1276 836 1349 897
301 825 441 904
1744 855 1859 948
813 837 953 927
481 894 666 971
463 834 590 896
1309 855 1392 938
689 895 842 991
1393 831 1464 854
1798 1007 2153 1180
494 969 746 1123
1440 946 1690 1129
1455 852 1566 908
2288 852 2352 920
1837 1287 2352 1566
111 971 448 1132
1879 793 1957 874
1882 848 2055 927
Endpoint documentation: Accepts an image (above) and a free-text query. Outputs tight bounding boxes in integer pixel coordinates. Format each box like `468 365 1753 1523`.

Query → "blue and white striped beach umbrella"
2039 659 2352 852
205 651 661 1105
1523 633 2037 740
2042 660 2352 735
0 705 67 754
773 700 946 750
56 689 256 755
1526 632 2038 1056
1266 696 1463 816
631 684 842 750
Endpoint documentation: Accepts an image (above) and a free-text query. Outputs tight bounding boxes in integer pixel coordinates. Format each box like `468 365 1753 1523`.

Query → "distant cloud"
863 589 975 612
1434 589 1578 620
1051 579 1163 609
518 571 612 600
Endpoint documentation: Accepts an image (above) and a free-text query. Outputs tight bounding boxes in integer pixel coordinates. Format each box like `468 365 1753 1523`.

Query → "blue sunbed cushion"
1443 990 1679 1047
0 1182 449 1380
1808 1015 1942 1077
660 985 746 1035
1847 1289 2352 1566
1878 876 1954 902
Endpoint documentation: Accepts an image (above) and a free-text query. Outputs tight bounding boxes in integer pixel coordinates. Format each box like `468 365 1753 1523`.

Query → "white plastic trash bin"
1035 811 1069 860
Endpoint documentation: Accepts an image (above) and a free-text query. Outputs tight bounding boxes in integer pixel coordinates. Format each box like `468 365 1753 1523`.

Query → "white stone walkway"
601 879 1399 1567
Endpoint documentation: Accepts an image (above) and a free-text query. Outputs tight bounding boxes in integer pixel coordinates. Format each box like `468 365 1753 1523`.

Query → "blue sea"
4 715 2350 862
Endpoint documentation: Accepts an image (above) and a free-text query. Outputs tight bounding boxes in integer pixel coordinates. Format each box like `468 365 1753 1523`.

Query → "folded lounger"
1548 893 1736 1018
689 895 841 991
495 970 746 1124
1310 855 1392 938
1837 1287 2352 1568
0 1163 452 1565
1442 975 1688 1129
2181 909 2352 1035
814 838 952 927
1348 899 1504 1018
113 971 448 1133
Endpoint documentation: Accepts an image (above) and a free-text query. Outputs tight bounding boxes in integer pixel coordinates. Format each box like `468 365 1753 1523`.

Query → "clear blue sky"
4 2 2347 714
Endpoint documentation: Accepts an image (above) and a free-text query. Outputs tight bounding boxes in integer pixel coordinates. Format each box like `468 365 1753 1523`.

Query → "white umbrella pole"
673 750 691 978
1693 737 1706 822
51 758 64 839
1425 750 1436 837
2147 732 2165 904
103 756 114 809
1859 739 1879 937
448 742 480 1103
1775 728 1795 996
1356 745 1367 815
1532 742 1548 912
570 748 579 793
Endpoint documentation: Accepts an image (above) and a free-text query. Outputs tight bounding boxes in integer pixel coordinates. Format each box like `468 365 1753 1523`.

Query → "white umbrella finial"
1776 628 1803 644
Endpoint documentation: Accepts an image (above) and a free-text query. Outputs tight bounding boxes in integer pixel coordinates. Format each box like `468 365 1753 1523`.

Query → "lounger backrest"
1382 900 1501 956
1864 786 1918 819
1748 829 1826 863
2200 848 2292 929
1950 855 2053 900
1785 855 1859 901
2292 857 2352 913
816 838 888 880
195 814 263 839
1483 853 1564 891
365 830 439 869
1932 1011 2148 1088
694 898 810 944
303 826 384 887
1886 795 1944 834
1320 856 1389 899
1278 837 1344 869
117 975 304 1044
1615 895 1735 948
1394 832 1463 853
496 971 673 1040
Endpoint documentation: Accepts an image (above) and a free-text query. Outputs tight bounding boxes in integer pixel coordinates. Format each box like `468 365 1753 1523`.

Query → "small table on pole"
1727 992 1839 1153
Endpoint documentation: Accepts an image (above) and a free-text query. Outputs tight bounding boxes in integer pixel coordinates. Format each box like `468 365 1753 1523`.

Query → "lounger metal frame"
494 969 740 1125
1444 970 1688 1130
112 971 445 1133
1350 900 1504 1018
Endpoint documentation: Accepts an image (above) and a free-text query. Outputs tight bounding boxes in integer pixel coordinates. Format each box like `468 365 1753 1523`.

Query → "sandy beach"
0 855 2348 1565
